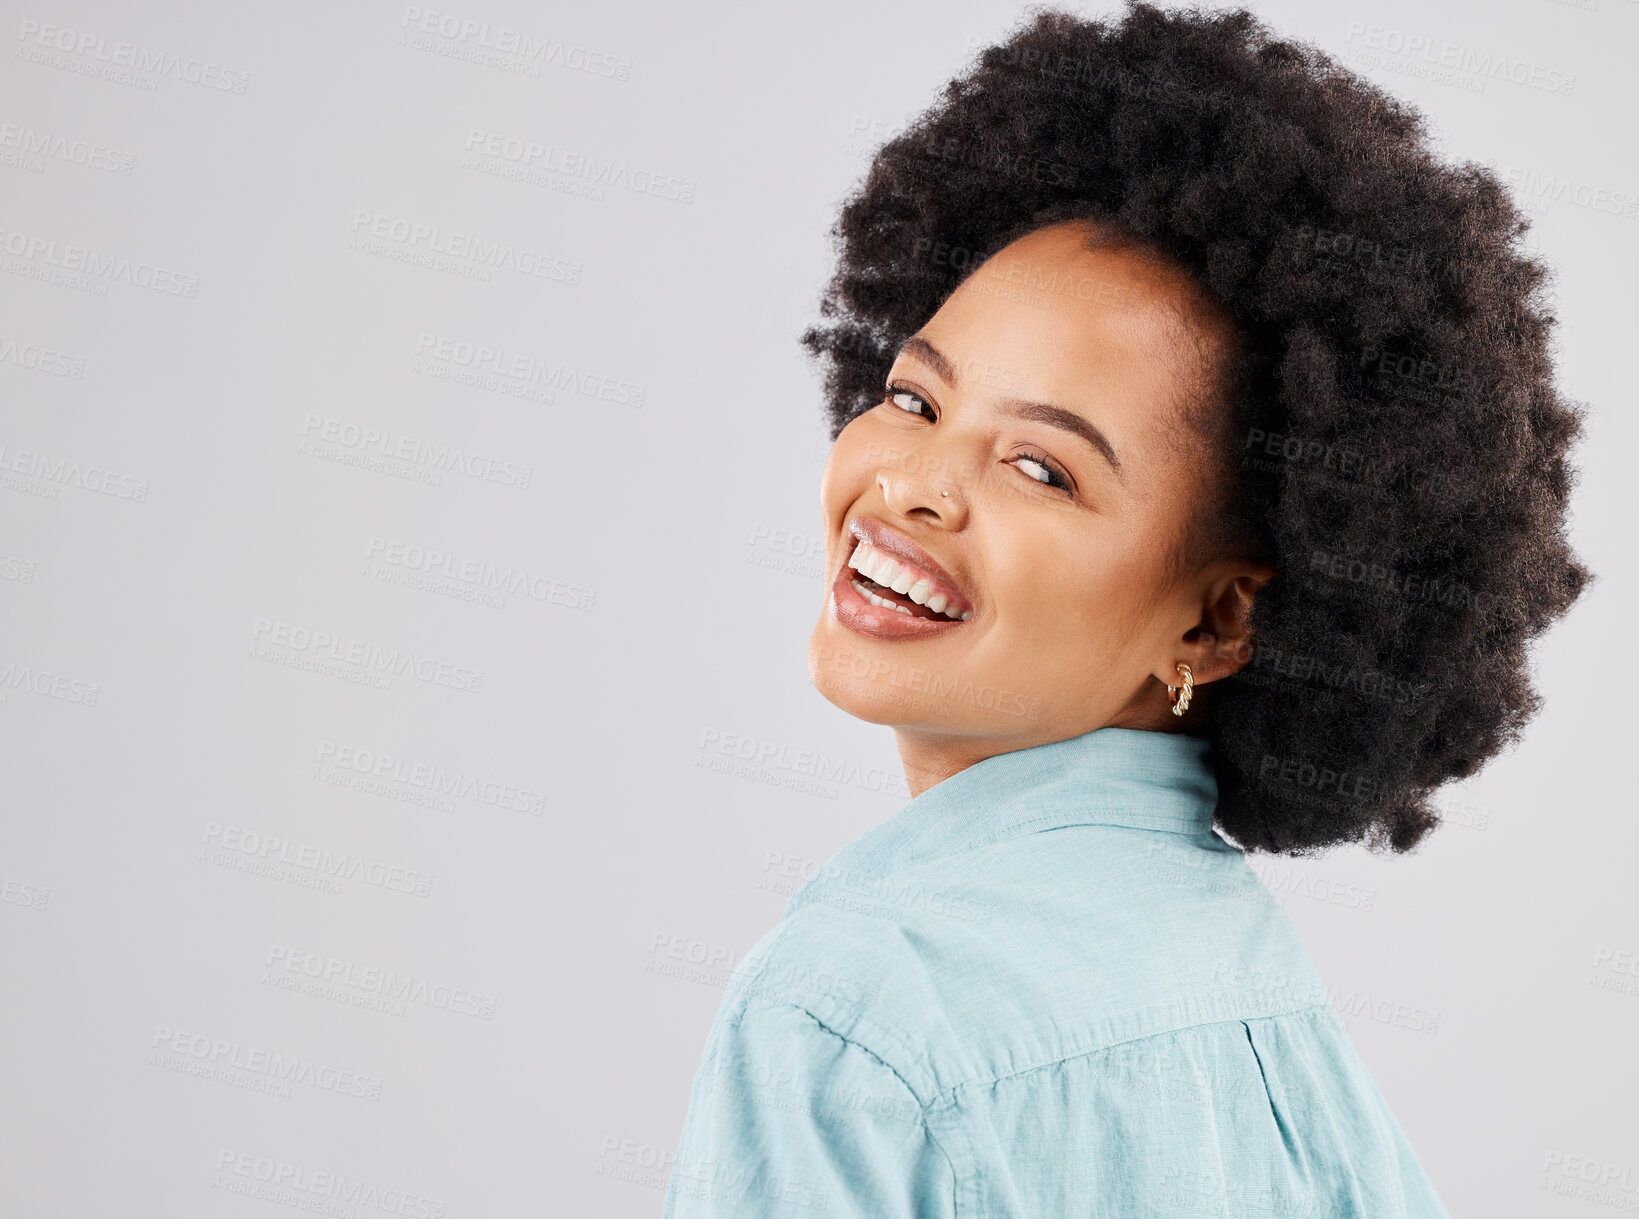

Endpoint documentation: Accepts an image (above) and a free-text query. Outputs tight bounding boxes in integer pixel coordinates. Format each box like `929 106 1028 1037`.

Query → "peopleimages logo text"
251 618 482 693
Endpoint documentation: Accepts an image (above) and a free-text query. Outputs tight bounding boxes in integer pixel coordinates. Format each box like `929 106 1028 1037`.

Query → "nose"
875 451 968 527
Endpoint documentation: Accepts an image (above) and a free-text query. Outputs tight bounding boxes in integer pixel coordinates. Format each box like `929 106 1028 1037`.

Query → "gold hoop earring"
1167 663 1194 717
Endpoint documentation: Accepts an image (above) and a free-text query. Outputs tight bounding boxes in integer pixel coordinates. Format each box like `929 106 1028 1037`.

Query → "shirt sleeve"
661 1000 955 1218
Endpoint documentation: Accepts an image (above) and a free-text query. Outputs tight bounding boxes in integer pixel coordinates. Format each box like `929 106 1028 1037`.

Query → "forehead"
913 223 1222 432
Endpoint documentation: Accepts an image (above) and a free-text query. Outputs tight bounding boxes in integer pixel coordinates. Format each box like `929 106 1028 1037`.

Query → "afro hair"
800 1 1592 855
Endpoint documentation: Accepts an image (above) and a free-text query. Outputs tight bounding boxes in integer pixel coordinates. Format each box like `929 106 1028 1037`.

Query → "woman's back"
662 728 1450 1217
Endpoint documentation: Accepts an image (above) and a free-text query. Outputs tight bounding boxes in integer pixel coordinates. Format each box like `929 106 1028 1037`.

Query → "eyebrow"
896 335 1124 478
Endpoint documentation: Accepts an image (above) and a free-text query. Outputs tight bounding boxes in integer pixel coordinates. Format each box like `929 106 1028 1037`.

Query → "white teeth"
853 580 914 615
856 546 897 589
846 539 973 621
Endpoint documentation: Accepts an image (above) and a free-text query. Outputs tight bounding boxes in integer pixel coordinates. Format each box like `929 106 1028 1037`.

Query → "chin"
806 623 960 729
821 686 964 731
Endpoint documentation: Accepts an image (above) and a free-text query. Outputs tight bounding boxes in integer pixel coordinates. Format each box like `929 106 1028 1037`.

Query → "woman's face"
808 221 1266 760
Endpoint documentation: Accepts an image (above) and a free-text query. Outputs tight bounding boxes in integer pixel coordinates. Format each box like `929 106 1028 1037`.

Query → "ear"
1161 559 1275 687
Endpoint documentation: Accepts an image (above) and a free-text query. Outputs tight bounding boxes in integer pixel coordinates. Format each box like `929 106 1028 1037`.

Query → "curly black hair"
800 2 1591 856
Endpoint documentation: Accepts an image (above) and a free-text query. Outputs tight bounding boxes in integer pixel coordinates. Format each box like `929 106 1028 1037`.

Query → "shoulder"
669 978 959 1217
713 902 961 1102
695 996 929 1131
721 826 1336 1098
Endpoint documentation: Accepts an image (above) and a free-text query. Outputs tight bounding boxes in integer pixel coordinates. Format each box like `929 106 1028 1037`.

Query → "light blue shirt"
662 726 1451 1217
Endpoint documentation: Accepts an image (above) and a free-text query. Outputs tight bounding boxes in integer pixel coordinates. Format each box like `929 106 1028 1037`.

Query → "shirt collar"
786 726 1220 918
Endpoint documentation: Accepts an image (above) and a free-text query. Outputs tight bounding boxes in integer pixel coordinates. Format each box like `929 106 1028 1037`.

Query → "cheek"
820 421 874 511
1000 529 1165 643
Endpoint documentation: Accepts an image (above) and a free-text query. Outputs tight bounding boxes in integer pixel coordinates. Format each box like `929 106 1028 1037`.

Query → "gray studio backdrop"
1 1 1633 1215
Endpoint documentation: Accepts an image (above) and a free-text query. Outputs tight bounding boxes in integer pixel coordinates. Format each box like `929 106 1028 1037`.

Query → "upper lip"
845 517 976 613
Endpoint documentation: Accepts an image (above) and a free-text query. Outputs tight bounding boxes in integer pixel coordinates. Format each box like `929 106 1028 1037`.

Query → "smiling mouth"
845 538 974 622
848 574 954 620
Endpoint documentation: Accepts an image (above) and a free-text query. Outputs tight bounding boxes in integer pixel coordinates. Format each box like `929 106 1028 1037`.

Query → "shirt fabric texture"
662 726 1451 1217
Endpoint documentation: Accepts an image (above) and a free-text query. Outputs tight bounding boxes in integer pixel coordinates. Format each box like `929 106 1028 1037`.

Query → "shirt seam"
792 818 1222 909
732 999 964 1216
941 812 1217 856
1030 810 1212 832
931 1001 1339 1107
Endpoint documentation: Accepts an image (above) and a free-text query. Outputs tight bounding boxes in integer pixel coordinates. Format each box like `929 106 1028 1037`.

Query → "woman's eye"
1009 453 1072 493
885 388 933 419
878 384 1072 496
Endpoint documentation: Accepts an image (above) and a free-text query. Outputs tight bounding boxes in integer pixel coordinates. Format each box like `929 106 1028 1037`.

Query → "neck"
892 729 1010 799
892 712 1207 799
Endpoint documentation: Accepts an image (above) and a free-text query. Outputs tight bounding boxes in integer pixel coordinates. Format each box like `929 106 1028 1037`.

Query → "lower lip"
829 556 971 641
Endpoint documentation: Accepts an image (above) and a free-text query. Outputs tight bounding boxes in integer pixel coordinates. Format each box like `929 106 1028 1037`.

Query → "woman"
663 4 1589 1215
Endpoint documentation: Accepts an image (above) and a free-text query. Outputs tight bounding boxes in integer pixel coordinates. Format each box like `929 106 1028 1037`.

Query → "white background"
1 1 1634 1215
